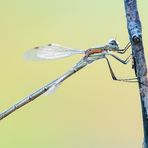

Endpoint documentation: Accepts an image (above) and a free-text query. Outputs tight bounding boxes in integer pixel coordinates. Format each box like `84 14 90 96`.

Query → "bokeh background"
0 0 147 148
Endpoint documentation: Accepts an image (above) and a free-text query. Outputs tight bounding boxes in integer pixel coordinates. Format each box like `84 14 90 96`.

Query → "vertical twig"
124 0 148 147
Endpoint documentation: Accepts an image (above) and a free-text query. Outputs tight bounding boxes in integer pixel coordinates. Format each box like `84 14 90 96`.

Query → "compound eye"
112 40 116 44
109 42 115 46
108 39 118 47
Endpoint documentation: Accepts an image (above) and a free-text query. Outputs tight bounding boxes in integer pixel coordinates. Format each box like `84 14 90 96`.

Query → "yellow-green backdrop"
0 0 147 148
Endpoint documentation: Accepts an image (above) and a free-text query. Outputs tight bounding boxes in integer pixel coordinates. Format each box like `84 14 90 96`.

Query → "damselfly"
0 39 136 120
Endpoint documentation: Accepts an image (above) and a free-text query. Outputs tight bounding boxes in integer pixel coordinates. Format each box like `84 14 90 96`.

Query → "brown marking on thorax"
85 49 104 57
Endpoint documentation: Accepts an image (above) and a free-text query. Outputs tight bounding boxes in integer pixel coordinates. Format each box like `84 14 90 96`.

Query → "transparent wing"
44 81 61 96
24 43 85 60
44 57 90 96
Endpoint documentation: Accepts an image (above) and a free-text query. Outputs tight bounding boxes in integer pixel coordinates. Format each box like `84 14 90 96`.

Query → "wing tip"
23 50 40 61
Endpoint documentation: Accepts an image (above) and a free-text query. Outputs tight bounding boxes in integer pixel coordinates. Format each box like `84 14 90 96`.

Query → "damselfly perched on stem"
0 39 136 120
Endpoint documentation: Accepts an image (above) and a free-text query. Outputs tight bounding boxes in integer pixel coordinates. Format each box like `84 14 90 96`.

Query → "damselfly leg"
117 42 131 54
105 57 138 82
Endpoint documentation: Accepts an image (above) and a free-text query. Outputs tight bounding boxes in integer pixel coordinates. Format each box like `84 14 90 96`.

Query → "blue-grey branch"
124 0 148 147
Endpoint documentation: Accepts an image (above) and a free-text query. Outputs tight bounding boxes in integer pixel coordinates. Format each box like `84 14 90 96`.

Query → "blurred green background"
0 0 147 148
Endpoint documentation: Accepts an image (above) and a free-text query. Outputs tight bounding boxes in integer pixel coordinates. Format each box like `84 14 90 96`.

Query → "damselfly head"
108 39 119 51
